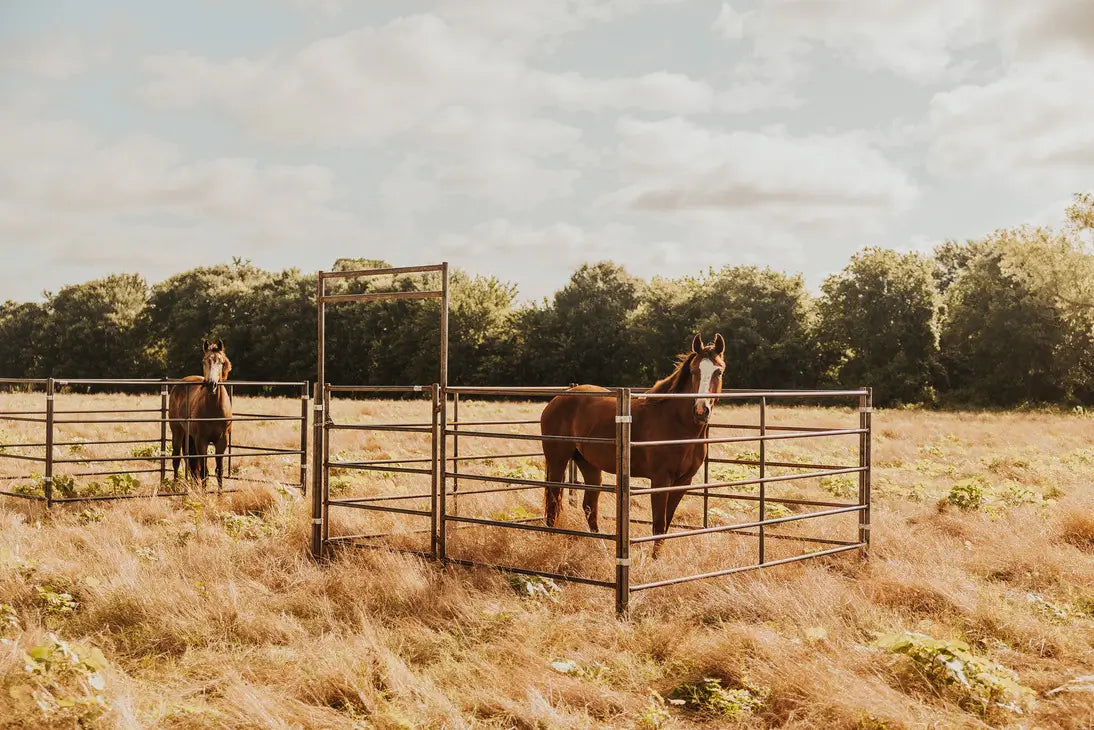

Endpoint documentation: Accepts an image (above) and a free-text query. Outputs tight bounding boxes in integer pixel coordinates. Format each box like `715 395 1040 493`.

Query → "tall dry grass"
0 395 1091 728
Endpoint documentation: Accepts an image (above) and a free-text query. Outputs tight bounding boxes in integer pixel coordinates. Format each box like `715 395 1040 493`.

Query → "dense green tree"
529 262 643 386
40 274 150 379
0 301 48 378
140 260 272 377
940 226 1094 405
818 249 941 406
694 266 822 388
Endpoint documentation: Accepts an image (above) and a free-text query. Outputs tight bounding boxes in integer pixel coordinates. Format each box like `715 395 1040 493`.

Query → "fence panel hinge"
614 415 632 423
616 557 631 566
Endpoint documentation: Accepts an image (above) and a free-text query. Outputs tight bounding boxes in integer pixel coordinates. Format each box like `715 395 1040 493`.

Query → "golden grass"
0 394 1092 728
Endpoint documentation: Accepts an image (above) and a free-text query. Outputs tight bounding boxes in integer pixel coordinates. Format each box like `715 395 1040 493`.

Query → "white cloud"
722 0 986 83
926 57 1094 186
608 117 918 220
0 29 112 79
139 13 715 145
0 114 359 267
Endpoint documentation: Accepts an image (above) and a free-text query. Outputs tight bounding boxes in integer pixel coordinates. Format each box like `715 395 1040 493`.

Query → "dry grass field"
0 391 1092 728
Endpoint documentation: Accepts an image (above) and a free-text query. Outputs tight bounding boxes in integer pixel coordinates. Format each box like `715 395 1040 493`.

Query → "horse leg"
214 434 228 490
650 485 670 559
573 453 602 532
170 428 182 481
542 443 571 527
193 437 209 488
665 476 694 530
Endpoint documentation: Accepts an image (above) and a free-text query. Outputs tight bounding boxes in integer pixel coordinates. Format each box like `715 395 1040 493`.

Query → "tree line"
2 195 1092 408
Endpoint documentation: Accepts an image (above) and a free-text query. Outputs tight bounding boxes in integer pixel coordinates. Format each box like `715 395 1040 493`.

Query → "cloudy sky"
1 0 1091 302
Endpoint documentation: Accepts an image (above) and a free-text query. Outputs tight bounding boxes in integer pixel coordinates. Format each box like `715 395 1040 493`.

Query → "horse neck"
642 356 705 433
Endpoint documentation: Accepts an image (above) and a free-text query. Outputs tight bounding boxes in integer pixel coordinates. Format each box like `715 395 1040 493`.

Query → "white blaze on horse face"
205 358 223 384
697 357 718 414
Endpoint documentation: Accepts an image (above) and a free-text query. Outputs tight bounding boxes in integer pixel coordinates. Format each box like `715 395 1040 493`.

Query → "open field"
0 394 1092 728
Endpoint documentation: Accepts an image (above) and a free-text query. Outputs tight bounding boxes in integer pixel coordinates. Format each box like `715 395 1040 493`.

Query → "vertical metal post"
567 382 578 492
452 391 459 515
702 433 710 528
159 380 168 486
859 388 872 549
310 273 326 559
299 382 309 493
431 383 440 558
44 378 54 508
614 388 631 616
224 382 233 491
758 396 766 565
321 383 330 543
437 263 449 562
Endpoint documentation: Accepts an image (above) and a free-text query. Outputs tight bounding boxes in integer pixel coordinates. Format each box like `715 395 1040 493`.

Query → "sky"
1 0 1091 303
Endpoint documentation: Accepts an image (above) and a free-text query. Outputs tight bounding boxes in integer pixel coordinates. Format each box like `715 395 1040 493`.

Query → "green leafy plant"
946 479 986 510
508 574 561 601
491 504 539 522
129 444 164 458
12 633 111 724
821 474 857 498
874 631 1034 715
636 691 673 729
668 677 764 719
36 586 78 617
218 511 271 539
51 474 77 499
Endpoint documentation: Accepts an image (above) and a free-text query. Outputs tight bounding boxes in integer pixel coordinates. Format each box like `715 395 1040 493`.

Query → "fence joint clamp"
615 415 632 423
413 385 423 391
312 518 323 525
616 557 631 566
860 406 873 413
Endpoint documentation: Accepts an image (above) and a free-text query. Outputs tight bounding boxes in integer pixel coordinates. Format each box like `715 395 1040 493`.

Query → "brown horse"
169 340 233 488
540 333 725 549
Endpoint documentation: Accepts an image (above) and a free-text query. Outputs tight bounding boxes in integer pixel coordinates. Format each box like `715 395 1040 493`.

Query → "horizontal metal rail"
709 422 852 433
3 437 158 448
50 379 306 387
449 419 541 427
328 492 432 504
446 386 613 397
708 457 854 471
442 470 614 494
446 429 615 444
445 557 615 588
321 290 443 304
628 518 859 547
326 500 432 518
0 453 46 462
702 492 860 509
632 428 866 448
0 378 48 385
319 264 445 279
638 389 868 399
327 385 431 393
630 504 865 544
52 415 298 425
50 448 302 464
631 466 865 495
445 514 614 541
328 461 433 476
630 543 867 591
63 467 163 478
353 452 541 466
0 490 46 500
0 416 47 423
327 423 432 434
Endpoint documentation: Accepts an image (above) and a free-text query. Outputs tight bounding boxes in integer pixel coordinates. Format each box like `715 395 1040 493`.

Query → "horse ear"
215 339 224 351
202 339 210 352
691 333 704 353
713 333 725 355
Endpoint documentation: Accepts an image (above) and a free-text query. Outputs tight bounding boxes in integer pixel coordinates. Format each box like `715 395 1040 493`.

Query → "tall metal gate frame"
312 263 873 614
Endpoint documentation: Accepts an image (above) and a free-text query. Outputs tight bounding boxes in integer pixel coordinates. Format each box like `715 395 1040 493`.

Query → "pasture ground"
0 394 1092 728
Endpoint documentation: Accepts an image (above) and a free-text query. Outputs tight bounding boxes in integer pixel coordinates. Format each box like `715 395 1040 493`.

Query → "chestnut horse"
169 340 233 488
540 333 725 548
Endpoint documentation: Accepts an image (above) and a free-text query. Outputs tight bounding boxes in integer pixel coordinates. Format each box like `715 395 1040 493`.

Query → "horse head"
201 339 232 393
687 333 725 424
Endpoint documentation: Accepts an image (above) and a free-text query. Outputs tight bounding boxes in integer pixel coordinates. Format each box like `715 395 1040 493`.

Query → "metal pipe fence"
0 377 309 505
312 376 872 614
308 263 871 614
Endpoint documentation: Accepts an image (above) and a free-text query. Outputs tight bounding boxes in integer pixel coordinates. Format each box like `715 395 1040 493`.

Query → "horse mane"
646 352 696 395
